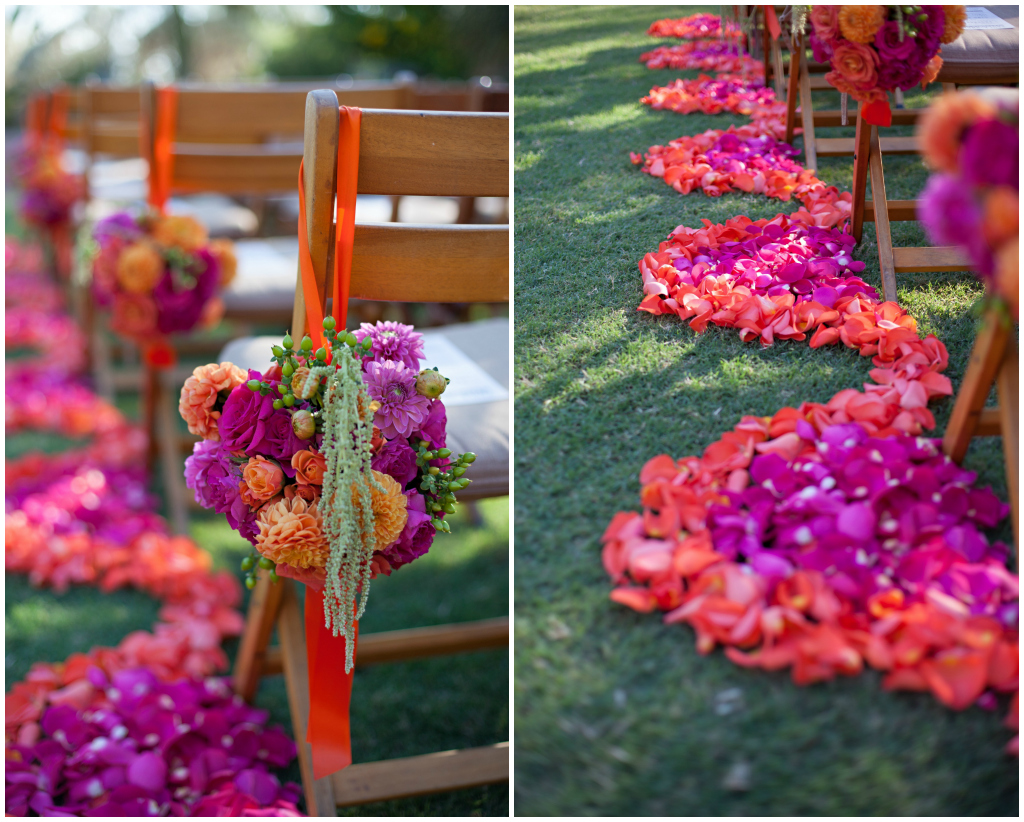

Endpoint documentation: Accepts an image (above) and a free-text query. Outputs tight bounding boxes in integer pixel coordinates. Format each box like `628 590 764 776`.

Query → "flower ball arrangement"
90 213 236 344
16 147 84 230
180 319 475 669
918 91 1019 319
809 5 967 125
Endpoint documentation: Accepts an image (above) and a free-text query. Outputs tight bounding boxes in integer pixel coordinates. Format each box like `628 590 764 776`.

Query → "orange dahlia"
357 470 409 550
982 187 1019 248
256 497 330 569
917 92 997 172
151 215 208 252
994 237 1019 319
178 361 247 440
115 241 164 295
838 5 887 43
941 5 967 44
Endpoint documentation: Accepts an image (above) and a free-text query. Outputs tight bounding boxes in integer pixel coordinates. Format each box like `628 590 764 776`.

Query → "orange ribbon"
46 88 69 153
296 105 363 780
25 94 47 151
763 5 781 41
147 87 179 214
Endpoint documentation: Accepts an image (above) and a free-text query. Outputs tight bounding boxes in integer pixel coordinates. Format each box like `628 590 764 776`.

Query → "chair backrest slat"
296 90 508 333
85 86 142 159
349 224 508 303
358 110 509 198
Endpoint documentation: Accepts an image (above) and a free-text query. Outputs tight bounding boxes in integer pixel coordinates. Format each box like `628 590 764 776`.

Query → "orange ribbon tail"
296 104 363 778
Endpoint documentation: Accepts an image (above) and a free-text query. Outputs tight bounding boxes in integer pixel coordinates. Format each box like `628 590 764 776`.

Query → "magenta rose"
371 438 419 487
414 399 447 450
218 370 278 455
253 411 308 474
960 118 1019 189
383 490 435 568
152 249 220 334
873 20 918 64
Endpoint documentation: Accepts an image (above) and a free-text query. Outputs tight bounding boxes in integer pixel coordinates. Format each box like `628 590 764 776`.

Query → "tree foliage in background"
266 5 509 81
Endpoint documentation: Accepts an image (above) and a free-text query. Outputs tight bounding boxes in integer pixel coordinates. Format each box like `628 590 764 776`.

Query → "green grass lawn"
513 5 1016 816
5 207 510 816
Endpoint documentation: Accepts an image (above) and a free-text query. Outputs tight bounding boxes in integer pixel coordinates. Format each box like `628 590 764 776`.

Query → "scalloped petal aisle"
602 14 1018 757
5 237 306 815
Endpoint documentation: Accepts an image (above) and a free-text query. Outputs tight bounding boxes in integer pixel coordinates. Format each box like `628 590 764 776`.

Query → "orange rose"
151 215 208 252
116 241 164 295
917 92 997 172
838 5 887 43
199 295 225 330
284 484 318 503
242 456 286 504
292 448 327 486
256 497 330 569
178 361 247 440
110 293 158 340
830 41 878 91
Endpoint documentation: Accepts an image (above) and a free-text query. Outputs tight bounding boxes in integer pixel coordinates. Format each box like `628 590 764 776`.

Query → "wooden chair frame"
231 91 509 815
942 308 1019 545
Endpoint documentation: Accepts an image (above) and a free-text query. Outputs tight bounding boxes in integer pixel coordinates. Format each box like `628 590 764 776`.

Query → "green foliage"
267 5 509 80
514 4 1016 815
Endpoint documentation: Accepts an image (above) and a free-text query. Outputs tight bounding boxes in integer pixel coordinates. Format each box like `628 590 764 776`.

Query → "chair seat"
221 237 299 318
938 6 1019 84
217 317 509 500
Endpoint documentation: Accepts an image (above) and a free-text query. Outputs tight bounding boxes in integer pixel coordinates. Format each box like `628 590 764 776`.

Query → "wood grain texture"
343 224 509 303
850 106 872 243
277 582 337 816
864 199 917 222
816 135 919 156
942 310 1010 463
358 110 508 197
798 49 818 172
891 246 971 272
232 570 286 703
330 743 509 807
996 351 1018 545
812 109 921 127
867 127 898 302
260 617 509 675
784 33 801 144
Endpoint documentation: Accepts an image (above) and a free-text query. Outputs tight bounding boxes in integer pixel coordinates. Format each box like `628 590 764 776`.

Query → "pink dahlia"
364 359 431 439
354 321 425 370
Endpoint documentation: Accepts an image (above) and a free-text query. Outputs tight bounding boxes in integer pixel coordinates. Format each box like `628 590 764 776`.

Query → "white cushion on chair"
221 237 299 317
217 317 509 500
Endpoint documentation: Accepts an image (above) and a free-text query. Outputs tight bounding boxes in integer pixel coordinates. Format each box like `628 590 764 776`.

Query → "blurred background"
5 4 509 119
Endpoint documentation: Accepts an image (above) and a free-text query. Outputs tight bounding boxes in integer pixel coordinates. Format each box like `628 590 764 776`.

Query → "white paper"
964 7 1014 30
419 333 509 407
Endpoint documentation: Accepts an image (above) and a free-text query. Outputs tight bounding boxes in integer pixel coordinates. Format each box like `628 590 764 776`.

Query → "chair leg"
277 581 338 816
798 50 817 172
143 364 159 474
233 569 287 702
996 349 1018 544
850 105 871 243
784 33 802 144
942 309 1010 463
866 127 898 302
91 319 116 404
156 370 190 536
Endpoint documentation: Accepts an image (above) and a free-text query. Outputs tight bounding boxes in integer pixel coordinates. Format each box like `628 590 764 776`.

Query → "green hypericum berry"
272 345 284 357
283 334 293 348
428 466 440 475
463 452 477 463
269 569 280 584
258 556 274 570
323 316 336 330
300 335 313 351
453 466 466 477
419 440 430 449
360 336 372 350
316 348 327 361
430 502 442 512
247 379 260 391
245 576 257 590
283 394 295 407
282 362 294 378
241 556 255 571
443 502 456 514
276 384 286 395
437 448 451 458
272 399 284 410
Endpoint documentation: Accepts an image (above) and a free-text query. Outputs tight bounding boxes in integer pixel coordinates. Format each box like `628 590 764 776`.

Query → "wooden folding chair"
786 30 922 171
224 90 509 814
942 308 1019 545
